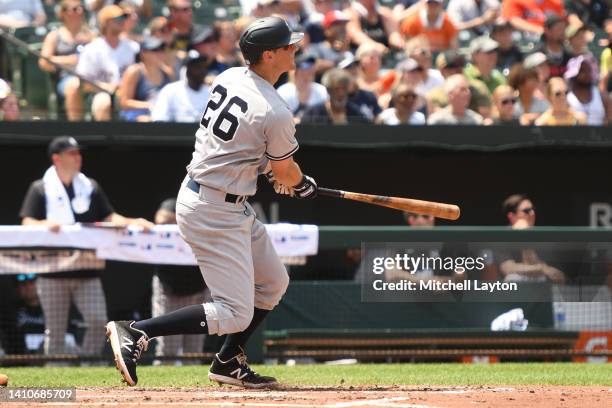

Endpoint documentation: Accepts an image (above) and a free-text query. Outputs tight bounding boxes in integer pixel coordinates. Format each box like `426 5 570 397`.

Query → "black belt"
186 178 244 204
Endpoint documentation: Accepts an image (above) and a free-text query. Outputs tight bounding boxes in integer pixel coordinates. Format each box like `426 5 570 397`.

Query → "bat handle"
317 187 344 198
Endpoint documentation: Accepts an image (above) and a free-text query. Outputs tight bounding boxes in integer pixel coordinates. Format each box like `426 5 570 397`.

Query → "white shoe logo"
121 336 133 352
230 368 248 380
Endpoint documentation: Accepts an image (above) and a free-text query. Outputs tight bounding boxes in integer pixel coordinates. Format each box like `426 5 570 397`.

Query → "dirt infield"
7 385 611 408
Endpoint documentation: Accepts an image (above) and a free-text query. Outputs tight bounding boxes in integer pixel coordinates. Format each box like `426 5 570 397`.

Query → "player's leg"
210 205 289 388
217 209 289 361
36 277 71 356
106 181 255 385
181 288 211 364
73 277 107 356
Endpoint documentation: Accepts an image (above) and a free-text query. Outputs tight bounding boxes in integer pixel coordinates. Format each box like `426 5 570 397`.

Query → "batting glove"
293 175 317 199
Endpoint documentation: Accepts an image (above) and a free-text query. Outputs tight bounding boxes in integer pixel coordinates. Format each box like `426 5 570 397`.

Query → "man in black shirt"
19 136 154 357
491 20 524 76
301 68 370 124
537 14 574 78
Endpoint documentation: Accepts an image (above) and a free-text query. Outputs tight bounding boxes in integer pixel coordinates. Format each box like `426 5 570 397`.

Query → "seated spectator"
119 37 173 122
151 51 210 122
376 83 425 125
167 0 199 52
190 25 229 83
147 16 181 77
85 0 152 23
345 0 403 52
426 50 492 118
427 74 484 124
565 54 609 125
216 21 243 68
152 198 209 365
491 19 524 76
0 91 19 121
119 1 142 43
405 37 444 95
400 0 458 52
301 68 370 124
566 0 610 30
378 37 443 107
277 54 328 122
486 85 520 125
340 56 383 120
537 14 573 78
0 0 45 28
378 58 423 110
523 52 551 99
498 194 565 283
67 5 139 121
502 0 564 35
308 10 353 75
302 0 336 45
0 79 20 121
535 77 587 125
566 24 594 60
39 1 94 106
355 42 384 95
464 36 506 94
447 0 500 36
508 63 550 124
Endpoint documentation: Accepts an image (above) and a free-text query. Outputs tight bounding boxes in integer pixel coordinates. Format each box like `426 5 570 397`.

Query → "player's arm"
267 157 317 199
269 156 303 187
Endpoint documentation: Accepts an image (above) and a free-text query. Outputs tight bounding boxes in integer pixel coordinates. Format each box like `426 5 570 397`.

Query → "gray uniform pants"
36 277 107 355
151 275 210 360
176 177 289 336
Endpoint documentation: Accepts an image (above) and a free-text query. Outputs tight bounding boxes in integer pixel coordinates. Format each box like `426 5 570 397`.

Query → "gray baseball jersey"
187 67 299 196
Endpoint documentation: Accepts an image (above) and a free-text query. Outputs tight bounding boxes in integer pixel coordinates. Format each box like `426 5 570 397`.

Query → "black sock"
133 304 208 338
218 307 269 361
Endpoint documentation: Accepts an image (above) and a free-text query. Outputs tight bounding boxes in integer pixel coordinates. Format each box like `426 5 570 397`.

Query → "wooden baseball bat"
318 187 460 221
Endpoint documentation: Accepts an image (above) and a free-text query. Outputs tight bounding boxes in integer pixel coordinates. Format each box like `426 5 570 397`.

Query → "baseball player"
106 16 317 388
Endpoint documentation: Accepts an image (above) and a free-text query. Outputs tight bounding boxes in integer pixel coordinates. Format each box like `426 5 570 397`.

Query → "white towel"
43 166 93 225
490 308 529 331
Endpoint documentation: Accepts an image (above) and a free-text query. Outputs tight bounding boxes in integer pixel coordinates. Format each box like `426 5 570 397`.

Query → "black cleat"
208 348 278 389
105 320 149 386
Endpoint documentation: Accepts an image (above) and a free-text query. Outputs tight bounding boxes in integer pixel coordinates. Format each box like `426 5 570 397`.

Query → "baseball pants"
176 176 289 336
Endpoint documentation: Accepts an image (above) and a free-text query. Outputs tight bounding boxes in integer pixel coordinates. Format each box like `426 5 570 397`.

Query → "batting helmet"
239 16 304 65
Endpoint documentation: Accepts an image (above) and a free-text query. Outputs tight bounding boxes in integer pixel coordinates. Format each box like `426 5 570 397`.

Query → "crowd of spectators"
0 0 611 125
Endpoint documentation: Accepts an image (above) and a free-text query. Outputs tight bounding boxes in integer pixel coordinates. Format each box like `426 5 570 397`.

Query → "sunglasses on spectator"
171 6 192 12
519 207 535 215
397 92 417 100
553 90 569 97
63 5 84 12
112 14 128 22
500 97 517 105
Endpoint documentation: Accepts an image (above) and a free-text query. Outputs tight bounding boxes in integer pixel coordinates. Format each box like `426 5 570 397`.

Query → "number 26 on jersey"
200 84 249 142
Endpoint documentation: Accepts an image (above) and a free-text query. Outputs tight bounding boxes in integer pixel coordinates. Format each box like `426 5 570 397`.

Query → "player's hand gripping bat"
317 187 460 221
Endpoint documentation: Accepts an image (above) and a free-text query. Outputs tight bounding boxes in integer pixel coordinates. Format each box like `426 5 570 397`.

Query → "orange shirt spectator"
400 0 458 51
502 0 565 34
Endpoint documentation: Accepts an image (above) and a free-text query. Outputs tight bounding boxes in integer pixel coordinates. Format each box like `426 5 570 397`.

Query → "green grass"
2 363 610 387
